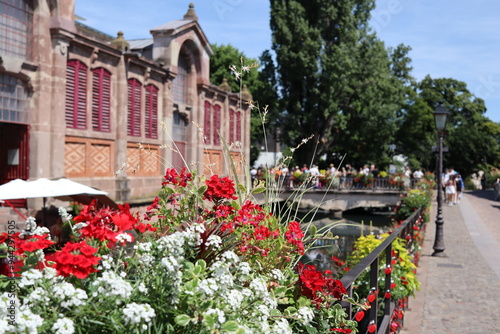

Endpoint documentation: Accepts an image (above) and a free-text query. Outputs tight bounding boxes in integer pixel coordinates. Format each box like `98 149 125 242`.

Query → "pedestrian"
455 174 464 203
494 178 500 201
445 174 457 206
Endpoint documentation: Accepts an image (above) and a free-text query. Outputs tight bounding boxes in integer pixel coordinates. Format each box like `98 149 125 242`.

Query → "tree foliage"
209 44 279 164
270 0 407 168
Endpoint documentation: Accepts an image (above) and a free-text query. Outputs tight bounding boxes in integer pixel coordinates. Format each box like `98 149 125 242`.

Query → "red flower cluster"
285 221 305 255
162 167 192 187
204 175 238 202
74 200 155 247
13 233 55 256
331 329 352 333
297 262 346 308
0 233 8 245
52 241 101 279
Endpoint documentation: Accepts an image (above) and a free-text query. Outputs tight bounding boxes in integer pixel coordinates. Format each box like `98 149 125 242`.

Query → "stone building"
0 1 251 208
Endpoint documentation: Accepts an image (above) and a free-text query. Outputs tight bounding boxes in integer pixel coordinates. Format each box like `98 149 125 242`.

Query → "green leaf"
174 314 191 327
198 185 208 195
231 200 241 210
252 187 266 194
221 320 240 332
309 224 317 236
237 184 247 193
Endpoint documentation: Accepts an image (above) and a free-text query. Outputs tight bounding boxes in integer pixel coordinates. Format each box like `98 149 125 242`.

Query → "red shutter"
145 84 159 139
213 104 221 146
229 109 235 143
65 60 87 129
127 78 142 136
236 111 242 142
204 101 211 145
92 68 111 132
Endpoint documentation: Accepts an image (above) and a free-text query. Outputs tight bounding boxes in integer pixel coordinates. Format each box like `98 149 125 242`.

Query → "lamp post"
432 103 449 257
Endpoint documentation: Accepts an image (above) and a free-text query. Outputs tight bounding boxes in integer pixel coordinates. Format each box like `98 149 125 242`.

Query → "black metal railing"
339 208 424 334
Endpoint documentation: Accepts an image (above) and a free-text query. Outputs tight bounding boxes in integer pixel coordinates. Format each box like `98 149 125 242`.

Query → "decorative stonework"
65 137 114 177
126 143 161 176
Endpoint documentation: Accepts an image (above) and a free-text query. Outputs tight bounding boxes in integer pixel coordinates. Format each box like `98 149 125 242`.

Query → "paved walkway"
401 190 500 334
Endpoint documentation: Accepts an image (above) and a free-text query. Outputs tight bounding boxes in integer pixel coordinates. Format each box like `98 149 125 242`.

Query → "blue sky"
76 0 500 123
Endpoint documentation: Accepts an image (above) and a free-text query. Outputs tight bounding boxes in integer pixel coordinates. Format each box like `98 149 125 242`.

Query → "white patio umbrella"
0 177 117 211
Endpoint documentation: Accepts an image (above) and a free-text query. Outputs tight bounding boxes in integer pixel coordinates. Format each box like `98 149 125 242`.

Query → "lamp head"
434 104 449 131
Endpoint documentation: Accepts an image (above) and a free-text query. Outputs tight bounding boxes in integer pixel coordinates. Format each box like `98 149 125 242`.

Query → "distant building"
0 1 251 207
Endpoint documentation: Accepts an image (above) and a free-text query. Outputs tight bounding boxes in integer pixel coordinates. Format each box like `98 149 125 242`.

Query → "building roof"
129 38 153 50
150 20 194 33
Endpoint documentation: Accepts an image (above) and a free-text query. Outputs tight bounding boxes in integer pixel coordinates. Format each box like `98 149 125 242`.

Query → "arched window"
172 54 189 104
0 73 29 124
0 0 33 59
127 78 142 136
91 68 111 132
65 60 88 129
213 104 221 146
203 101 211 145
145 84 159 139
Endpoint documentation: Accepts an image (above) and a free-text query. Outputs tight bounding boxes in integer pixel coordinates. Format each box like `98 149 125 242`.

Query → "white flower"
220 251 239 263
297 306 314 324
270 269 284 282
73 222 88 230
43 267 58 280
271 318 292 334
26 287 50 305
58 207 73 222
134 241 152 252
138 282 148 294
249 278 268 297
122 303 156 325
52 282 88 308
18 268 43 288
33 226 51 235
205 235 222 248
197 278 219 297
52 317 75 334
224 290 244 310
13 305 44 333
116 233 133 243
204 308 225 327
92 271 133 301
161 256 180 274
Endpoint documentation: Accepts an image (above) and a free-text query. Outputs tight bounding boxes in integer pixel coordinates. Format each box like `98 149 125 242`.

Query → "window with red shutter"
229 109 235 143
92 68 111 132
213 104 221 146
236 111 242 142
204 101 211 145
127 78 142 136
145 84 159 139
65 60 88 129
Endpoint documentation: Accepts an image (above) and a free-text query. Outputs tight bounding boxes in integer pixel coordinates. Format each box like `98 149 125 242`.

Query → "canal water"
300 207 394 274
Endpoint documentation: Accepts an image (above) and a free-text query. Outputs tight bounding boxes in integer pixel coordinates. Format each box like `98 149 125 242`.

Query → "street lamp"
432 103 449 257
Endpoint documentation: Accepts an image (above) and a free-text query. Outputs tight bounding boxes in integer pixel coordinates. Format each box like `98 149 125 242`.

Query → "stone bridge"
255 189 402 213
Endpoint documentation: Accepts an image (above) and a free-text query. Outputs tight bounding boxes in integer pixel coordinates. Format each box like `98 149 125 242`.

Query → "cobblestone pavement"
402 190 500 334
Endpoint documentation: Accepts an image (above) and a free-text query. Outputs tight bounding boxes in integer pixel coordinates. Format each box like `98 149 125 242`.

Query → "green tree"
209 44 279 164
411 76 500 176
270 0 406 168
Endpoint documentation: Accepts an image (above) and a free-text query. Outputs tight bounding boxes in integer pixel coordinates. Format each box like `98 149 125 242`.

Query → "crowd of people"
442 168 465 206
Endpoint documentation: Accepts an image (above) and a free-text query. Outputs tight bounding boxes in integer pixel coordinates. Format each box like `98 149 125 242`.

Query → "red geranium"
52 241 101 279
204 175 238 202
297 262 346 307
162 167 192 187
13 233 55 256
